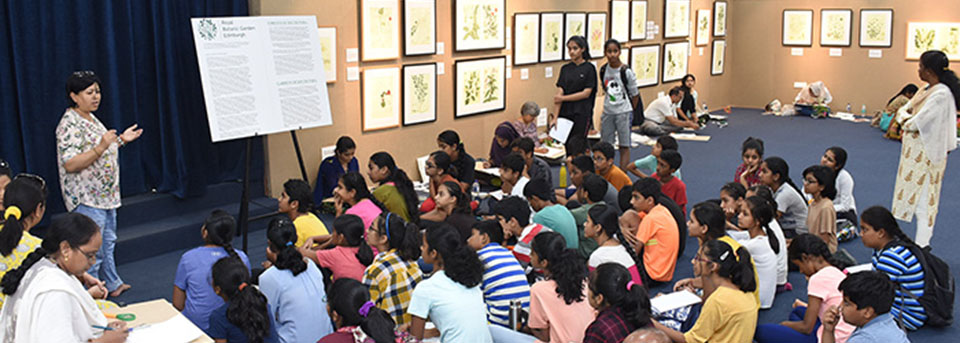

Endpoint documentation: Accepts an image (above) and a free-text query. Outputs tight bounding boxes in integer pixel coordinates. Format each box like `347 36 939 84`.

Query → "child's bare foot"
109 284 132 298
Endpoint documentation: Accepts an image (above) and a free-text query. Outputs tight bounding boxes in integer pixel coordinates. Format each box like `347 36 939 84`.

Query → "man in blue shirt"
821 271 911 343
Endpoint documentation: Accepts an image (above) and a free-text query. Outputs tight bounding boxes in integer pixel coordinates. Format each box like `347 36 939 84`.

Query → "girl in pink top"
583 204 643 286
754 234 855 343
336 172 384 230
527 232 596 343
303 214 374 281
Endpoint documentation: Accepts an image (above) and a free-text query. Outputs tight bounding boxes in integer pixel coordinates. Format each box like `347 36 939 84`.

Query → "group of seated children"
156 126 944 343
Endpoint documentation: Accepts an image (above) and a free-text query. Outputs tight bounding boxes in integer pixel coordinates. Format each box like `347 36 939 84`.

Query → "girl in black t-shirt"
550 36 597 153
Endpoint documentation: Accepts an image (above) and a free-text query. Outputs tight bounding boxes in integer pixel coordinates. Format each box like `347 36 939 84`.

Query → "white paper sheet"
651 290 703 315
126 314 204 343
548 118 574 144
845 263 873 274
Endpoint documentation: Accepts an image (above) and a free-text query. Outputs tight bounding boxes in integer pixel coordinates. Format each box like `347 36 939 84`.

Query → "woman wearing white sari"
892 50 960 247
0 213 128 343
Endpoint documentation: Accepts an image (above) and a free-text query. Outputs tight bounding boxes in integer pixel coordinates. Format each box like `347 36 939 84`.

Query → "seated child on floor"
626 135 681 179
821 271 910 343
654 150 687 214
466 220 531 328
734 137 764 188
803 165 838 253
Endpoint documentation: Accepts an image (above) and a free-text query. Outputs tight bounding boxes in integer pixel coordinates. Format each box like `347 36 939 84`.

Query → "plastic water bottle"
861 104 867 115
845 103 852 113
558 164 567 189
702 103 708 114
471 180 480 199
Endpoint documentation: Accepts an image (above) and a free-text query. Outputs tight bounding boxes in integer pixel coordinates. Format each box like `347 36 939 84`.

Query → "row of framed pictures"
781 8 893 48
626 40 725 89
513 12 608 65
360 0 509 62
361 57 507 132
608 1 727 42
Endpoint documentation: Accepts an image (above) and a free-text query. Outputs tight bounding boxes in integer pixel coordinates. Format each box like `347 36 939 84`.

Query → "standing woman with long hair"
367 152 420 223
551 36 598 153
56 71 143 298
891 50 959 247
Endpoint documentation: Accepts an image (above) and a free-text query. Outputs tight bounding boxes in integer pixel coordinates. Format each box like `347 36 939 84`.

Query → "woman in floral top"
56 71 143 297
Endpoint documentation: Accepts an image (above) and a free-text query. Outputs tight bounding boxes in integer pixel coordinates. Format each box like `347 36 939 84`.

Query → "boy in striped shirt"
467 220 532 328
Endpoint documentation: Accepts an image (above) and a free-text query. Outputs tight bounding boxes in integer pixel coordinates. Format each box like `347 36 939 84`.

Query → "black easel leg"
290 131 309 181
239 138 252 253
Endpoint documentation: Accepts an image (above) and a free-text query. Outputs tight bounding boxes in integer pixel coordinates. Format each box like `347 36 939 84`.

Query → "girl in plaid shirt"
363 212 423 326
584 263 653 343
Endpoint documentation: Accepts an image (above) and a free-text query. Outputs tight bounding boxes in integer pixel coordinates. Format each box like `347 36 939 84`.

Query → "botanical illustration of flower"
824 14 846 42
787 15 808 42
320 37 333 74
409 7 431 45
569 21 583 38
668 3 688 34
411 74 429 113
666 49 679 77
379 89 392 108
941 27 960 55
716 6 725 32
482 5 499 39
589 19 604 51
714 45 724 71
463 5 482 41
914 27 935 51
371 7 393 36
483 67 500 103
464 70 481 105
634 52 656 81
865 14 886 41
545 22 561 53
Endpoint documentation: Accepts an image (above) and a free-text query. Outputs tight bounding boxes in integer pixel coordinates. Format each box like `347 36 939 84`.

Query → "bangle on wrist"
116 136 125 147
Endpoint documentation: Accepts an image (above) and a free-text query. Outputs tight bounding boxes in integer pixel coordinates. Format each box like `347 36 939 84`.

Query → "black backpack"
886 241 955 327
599 63 645 125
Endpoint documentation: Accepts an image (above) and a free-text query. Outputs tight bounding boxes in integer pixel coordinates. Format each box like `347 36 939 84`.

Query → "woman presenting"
551 36 597 152
892 50 959 247
56 71 143 297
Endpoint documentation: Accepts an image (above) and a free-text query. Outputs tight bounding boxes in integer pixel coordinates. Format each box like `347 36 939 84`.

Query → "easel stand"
238 130 310 252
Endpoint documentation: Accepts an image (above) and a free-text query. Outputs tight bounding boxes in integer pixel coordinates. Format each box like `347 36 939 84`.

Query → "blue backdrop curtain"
0 0 263 214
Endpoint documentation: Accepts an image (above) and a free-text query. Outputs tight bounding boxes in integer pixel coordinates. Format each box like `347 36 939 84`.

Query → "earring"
63 255 69 263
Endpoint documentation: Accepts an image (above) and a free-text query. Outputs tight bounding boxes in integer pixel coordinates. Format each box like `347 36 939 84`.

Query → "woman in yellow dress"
891 50 960 247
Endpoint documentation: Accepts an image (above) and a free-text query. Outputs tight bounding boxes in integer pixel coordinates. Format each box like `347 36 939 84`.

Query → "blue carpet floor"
113 108 957 341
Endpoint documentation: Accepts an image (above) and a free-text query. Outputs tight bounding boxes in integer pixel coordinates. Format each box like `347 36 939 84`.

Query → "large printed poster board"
191 16 333 142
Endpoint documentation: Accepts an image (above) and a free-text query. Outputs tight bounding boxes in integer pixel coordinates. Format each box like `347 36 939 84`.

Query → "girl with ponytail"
891 49 959 247
759 156 808 238
209 257 277 343
0 212 129 343
408 224 491 342
304 214 375 281
746 185 789 291
173 210 251 330
653 240 759 343
583 204 644 286
859 206 928 330
0 177 48 307
320 278 400 343
260 218 333 342
553 35 597 153
362 212 423 326
437 130 476 187
368 152 420 223
527 232 594 343
736 196 780 309
584 263 653 343
755 234 854 342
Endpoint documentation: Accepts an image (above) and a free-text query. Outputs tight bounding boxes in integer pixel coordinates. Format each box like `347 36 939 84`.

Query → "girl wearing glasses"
56 71 143 298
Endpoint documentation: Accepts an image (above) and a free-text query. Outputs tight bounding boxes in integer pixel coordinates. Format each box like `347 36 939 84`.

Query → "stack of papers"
670 133 711 141
535 146 565 160
650 290 703 315
474 161 501 177
126 314 204 343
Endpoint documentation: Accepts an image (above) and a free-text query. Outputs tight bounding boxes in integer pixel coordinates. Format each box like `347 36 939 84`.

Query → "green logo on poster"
198 18 217 41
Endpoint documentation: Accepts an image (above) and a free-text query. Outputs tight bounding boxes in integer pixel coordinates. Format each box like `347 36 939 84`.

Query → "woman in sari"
892 50 959 247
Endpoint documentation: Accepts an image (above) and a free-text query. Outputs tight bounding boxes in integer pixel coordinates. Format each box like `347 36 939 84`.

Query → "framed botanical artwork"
663 0 690 39
563 12 587 60
629 44 660 87
630 1 648 41
662 41 689 82
361 0 400 61
713 1 727 37
362 67 402 132
454 0 506 52
317 27 337 83
455 56 506 118
820 9 853 47
782 9 813 46
906 22 960 61
403 0 436 56
540 12 564 62
402 63 437 126
513 13 540 65
859 9 893 48
695 10 711 46
610 0 630 42
587 12 608 59
711 40 725 75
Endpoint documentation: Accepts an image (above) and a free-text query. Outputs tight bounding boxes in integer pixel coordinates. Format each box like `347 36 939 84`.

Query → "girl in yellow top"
0 176 110 306
654 239 759 343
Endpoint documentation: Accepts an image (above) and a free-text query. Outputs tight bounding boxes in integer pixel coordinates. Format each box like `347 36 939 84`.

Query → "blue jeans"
74 204 124 291
754 306 821 343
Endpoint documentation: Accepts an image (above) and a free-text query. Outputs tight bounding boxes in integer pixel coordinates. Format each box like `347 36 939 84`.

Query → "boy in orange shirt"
629 178 679 284
592 141 633 191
